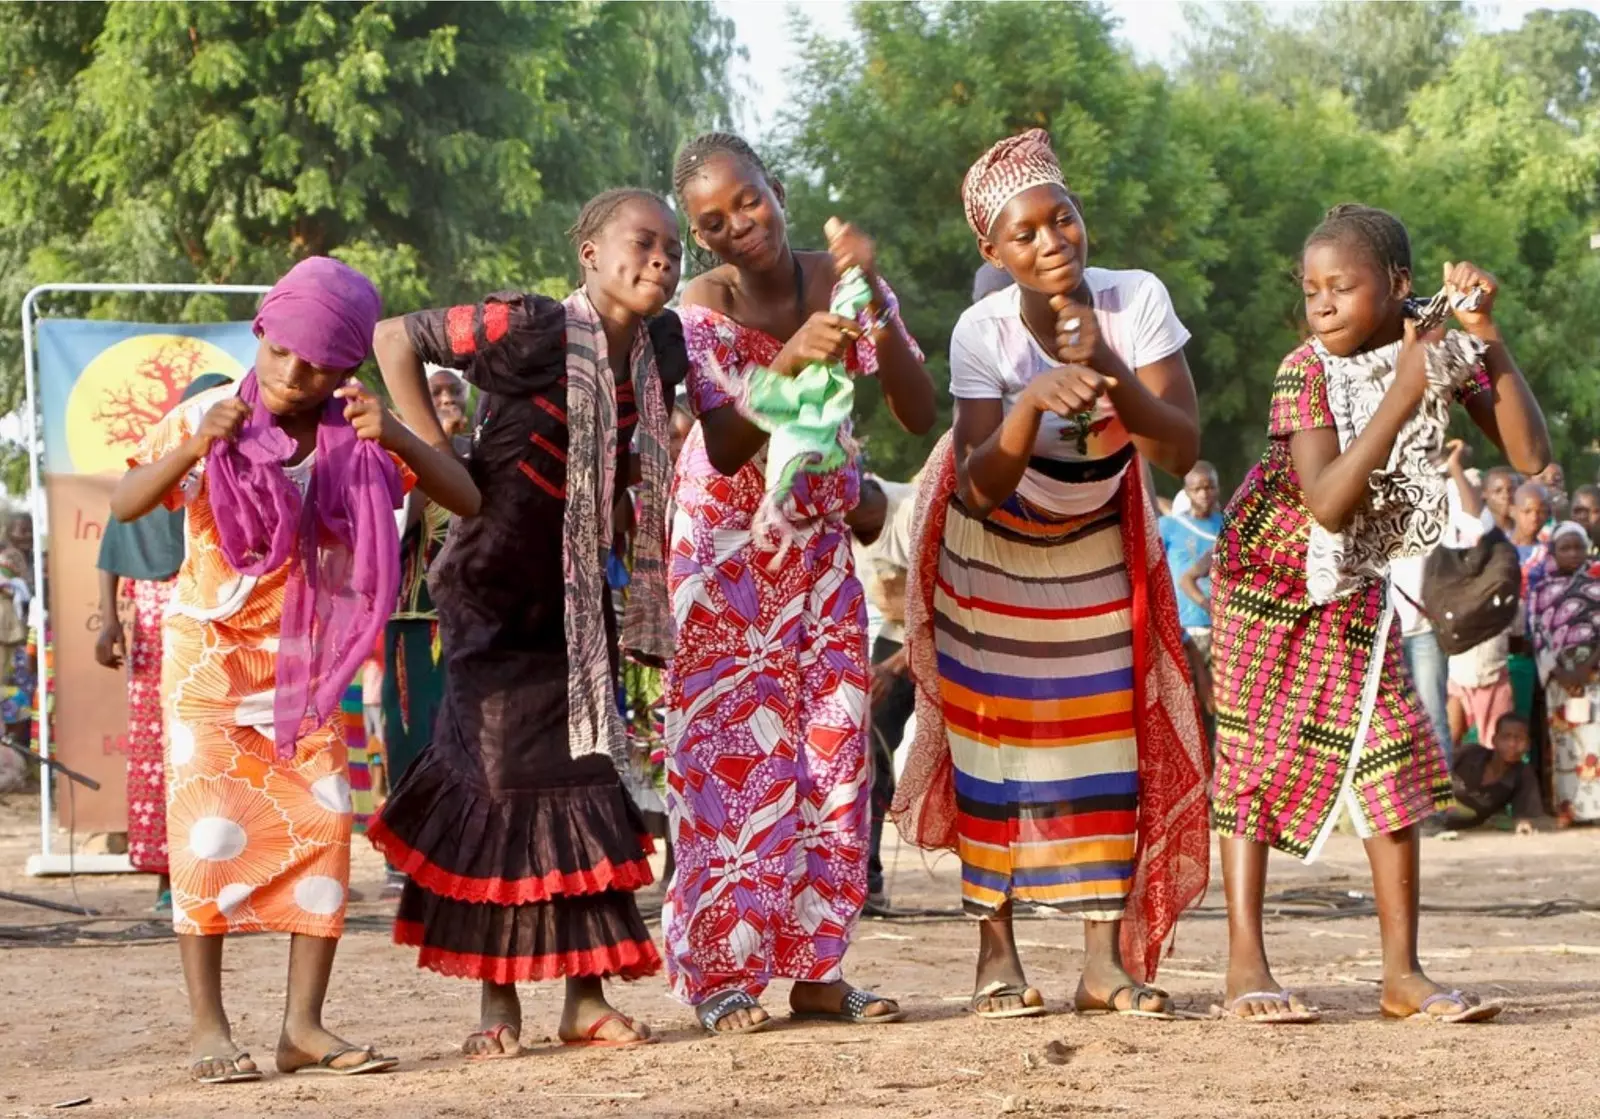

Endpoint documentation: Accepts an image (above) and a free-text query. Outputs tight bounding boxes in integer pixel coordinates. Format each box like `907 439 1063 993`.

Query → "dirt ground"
2 791 1598 1119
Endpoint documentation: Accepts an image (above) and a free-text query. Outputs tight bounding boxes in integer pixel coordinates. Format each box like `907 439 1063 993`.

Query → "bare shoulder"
680 268 738 313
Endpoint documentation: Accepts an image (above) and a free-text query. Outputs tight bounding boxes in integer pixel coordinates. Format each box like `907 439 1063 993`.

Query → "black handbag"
1398 526 1521 656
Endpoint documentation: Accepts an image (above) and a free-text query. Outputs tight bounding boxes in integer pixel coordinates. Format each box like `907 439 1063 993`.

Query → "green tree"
775 0 1600 486
1 0 735 490
778 0 1223 480
1178 1 1471 132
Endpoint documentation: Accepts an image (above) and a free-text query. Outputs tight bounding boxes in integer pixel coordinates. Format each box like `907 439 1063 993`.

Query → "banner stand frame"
19 282 270 877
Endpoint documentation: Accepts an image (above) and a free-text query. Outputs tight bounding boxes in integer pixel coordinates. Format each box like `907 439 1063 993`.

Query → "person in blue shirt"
1160 461 1222 648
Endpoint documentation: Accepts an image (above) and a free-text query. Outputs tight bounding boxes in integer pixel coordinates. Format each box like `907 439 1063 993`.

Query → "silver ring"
1064 318 1082 331
1068 332 1081 347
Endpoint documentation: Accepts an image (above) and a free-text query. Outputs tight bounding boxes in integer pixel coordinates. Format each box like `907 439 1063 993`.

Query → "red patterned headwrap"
961 128 1067 239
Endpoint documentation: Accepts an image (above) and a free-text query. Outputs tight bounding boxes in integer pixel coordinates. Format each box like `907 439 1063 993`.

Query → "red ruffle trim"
394 920 663 984
367 818 657 906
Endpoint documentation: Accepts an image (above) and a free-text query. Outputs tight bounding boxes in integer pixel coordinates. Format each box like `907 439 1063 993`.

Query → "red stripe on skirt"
959 809 1138 846
394 920 662 984
367 818 656 906
934 573 1132 620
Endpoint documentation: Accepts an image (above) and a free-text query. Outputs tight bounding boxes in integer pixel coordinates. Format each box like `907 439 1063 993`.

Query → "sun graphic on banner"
64 334 246 475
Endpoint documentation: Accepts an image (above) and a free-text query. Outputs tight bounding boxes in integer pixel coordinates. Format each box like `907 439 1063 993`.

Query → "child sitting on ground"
1444 713 1549 834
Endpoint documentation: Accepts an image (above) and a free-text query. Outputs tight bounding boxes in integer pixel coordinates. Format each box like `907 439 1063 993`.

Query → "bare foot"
559 977 652 1044
790 979 900 1020
189 1023 258 1082
463 981 523 1058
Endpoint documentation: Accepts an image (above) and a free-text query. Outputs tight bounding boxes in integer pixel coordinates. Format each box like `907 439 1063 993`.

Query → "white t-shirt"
947 268 1189 511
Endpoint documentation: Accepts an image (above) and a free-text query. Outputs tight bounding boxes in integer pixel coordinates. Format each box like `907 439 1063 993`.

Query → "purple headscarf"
208 257 402 759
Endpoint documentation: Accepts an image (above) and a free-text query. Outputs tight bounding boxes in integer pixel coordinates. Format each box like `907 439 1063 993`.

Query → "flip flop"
463 1023 523 1061
1211 989 1323 1024
1392 990 1505 1024
561 1012 658 1048
696 989 774 1036
190 1052 262 1085
285 1045 399 1077
789 987 905 1025
1074 981 1178 1021
970 980 1048 1020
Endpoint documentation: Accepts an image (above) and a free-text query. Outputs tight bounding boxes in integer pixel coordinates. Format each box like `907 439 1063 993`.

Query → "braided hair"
567 187 671 251
1304 203 1413 282
671 132 773 205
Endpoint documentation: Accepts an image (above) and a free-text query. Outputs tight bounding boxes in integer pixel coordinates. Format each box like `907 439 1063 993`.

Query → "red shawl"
889 433 1210 981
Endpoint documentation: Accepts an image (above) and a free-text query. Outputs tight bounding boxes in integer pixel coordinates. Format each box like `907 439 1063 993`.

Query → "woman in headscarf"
892 129 1209 1021
96 371 234 911
1528 520 1600 824
112 257 480 1084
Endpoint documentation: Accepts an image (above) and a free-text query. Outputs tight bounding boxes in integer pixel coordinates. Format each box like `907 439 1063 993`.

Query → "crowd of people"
60 122 1582 1083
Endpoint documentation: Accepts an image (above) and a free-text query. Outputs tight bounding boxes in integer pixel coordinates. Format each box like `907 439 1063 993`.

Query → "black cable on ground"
2 888 1595 949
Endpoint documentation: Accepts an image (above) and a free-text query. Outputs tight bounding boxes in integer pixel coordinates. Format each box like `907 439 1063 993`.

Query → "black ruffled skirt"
371 728 660 984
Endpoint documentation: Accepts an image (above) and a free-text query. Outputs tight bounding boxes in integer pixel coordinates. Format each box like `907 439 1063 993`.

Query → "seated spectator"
1443 713 1548 834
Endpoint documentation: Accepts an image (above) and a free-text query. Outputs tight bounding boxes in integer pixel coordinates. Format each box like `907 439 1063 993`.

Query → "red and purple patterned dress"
1209 342 1488 859
662 288 917 1004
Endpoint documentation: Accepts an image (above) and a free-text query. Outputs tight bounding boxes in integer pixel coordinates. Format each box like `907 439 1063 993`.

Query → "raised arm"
1290 322 1434 533
1447 262 1549 477
110 396 250 523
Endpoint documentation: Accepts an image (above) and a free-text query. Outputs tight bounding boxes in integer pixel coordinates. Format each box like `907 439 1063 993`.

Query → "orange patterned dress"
133 385 411 938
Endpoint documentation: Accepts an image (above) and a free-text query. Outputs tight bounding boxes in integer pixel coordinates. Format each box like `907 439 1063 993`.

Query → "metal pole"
20 287 48 859
17 281 270 869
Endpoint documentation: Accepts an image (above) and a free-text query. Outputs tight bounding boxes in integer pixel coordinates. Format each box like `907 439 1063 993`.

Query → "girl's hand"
185 397 250 458
1394 317 1445 402
1444 260 1498 335
824 217 876 280
1048 294 1104 368
1019 365 1116 418
337 380 398 446
772 312 861 377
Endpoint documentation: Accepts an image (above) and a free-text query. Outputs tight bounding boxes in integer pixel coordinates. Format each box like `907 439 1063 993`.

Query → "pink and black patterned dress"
1210 342 1489 859
662 288 918 1005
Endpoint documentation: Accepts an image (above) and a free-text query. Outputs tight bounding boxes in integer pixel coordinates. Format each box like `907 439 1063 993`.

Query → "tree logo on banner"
64 334 246 474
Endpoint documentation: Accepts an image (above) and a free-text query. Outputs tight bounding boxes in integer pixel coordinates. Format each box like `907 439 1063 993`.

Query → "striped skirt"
935 492 1137 920
340 682 375 834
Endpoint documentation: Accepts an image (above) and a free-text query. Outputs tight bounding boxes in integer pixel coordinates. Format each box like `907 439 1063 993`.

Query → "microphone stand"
1 737 101 916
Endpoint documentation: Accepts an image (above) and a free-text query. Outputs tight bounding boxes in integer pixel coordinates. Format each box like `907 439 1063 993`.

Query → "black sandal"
790 987 905 1025
696 989 773 1036
1073 981 1177 1020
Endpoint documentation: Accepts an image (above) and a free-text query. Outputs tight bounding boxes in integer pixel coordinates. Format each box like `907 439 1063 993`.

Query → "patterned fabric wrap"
961 128 1067 238
1209 343 1472 859
560 289 672 770
1305 330 1486 604
891 433 1210 982
1529 535 1600 682
735 266 875 547
124 578 172 873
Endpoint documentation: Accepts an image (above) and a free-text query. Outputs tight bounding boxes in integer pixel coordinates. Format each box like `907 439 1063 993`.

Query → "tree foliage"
0 0 735 490
778 1 1600 486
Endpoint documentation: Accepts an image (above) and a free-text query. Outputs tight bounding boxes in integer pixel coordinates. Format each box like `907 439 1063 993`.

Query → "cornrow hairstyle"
567 187 671 251
671 131 773 206
1304 202 1413 282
